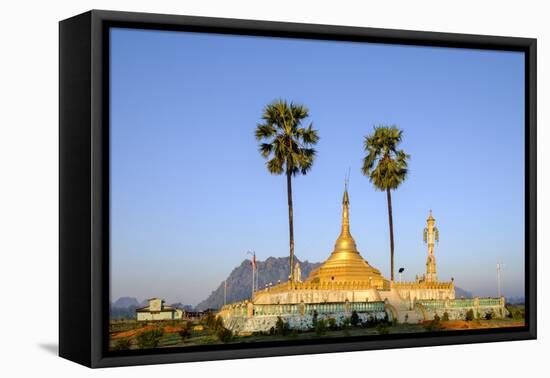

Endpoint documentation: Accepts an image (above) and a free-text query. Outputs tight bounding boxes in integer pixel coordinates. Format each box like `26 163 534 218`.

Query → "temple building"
219 187 506 334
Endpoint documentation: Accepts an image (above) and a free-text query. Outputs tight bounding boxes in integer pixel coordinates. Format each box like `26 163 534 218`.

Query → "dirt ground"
428 319 525 330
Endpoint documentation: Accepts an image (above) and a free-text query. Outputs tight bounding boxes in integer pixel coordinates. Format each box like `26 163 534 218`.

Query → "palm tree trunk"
386 188 395 282
286 170 295 283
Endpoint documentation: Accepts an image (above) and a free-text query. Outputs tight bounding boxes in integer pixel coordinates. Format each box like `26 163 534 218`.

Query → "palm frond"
255 99 319 177
361 125 410 190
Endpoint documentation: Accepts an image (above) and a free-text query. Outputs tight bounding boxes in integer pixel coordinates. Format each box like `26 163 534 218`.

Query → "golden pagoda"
306 186 387 289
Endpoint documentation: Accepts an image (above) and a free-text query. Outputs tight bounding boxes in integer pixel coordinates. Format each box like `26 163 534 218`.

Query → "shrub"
485 311 494 320
433 313 441 323
327 317 337 330
216 326 233 343
364 315 375 328
424 319 442 332
312 310 318 327
465 309 475 321
275 316 291 336
442 312 449 322
315 319 327 336
342 317 351 328
350 311 360 327
137 328 165 349
179 327 190 339
376 324 389 335
506 305 525 320
205 313 216 328
112 338 131 351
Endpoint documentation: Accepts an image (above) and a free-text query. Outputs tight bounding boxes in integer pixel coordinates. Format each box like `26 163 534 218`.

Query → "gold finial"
335 182 354 252
343 168 350 205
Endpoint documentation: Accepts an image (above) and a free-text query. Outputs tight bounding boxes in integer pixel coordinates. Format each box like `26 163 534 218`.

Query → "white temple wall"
223 312 387 334
421 305 508 321
396 287 455 303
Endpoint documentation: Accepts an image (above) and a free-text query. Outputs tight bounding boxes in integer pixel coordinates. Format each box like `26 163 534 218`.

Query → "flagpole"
496 263 503 298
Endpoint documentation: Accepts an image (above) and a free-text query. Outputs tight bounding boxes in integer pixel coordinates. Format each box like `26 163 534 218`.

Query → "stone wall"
222 311 387 334
415 297 507 321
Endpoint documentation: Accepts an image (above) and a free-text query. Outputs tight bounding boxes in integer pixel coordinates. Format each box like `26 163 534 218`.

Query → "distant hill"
170 303 194 311
112 296 140 309
455 287 473 298
506 296 525 304
195 256 321 311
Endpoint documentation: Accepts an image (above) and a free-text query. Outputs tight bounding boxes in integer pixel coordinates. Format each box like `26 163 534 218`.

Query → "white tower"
423 210 439 282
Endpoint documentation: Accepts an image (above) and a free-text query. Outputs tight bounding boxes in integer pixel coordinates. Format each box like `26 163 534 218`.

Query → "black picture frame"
59 9 537 368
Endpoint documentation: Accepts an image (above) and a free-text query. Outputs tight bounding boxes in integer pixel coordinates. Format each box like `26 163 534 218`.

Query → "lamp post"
496 263 503 298
398 267 405 283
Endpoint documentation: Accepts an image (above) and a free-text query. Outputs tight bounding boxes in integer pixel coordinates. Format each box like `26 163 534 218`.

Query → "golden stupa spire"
305 180 387 287
334 174 357 253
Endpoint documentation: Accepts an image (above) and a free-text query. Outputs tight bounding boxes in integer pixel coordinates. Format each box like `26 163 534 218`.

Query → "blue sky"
110 28 525 305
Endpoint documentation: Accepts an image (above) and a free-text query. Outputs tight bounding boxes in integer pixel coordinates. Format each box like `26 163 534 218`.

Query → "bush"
205 313 216 328
484 311 494 320
216 326 233 343
350 311 360 327
275 316 291 336
465 309 475 321
364 315 375 328
315 319 327 336
206 314 224 331
442 312 449 322
112 338 132 351
327 317 337 331
506 305 525 320
433 313 441 323
376 324 389 335
179 327 190 339
342 317 351 328
424 319 442 332
312 310 318 327
137 328 165 349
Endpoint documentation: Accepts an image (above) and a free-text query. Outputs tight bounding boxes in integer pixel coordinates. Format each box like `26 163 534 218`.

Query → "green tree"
362 126 409 281
255 100 319 282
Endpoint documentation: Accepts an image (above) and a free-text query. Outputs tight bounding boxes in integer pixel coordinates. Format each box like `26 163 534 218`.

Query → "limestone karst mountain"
454 287 473 298
195 256 321 311
112 296 140 309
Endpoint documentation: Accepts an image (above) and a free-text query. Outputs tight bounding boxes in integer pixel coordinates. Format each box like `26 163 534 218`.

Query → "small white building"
136 298 183 321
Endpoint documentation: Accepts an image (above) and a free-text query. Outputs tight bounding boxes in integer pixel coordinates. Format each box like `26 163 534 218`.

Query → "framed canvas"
59 10 537 368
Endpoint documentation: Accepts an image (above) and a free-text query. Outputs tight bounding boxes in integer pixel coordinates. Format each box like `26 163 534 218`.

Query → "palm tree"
362 126 409 282
255 100 319 282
